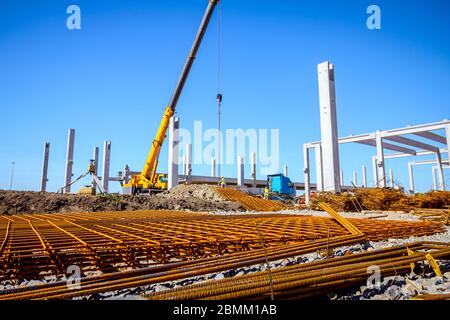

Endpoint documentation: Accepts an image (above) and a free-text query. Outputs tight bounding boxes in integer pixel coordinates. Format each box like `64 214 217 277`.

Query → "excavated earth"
0 185 243 215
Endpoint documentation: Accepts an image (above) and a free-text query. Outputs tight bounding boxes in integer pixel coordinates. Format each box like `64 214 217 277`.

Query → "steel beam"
102 141 111 193
317 61 341 192
384 136 439 153
353 171 358 186
356 139 417 155
40 142 50 192
168 117 180 190
413 131 447 145
63 129 75 194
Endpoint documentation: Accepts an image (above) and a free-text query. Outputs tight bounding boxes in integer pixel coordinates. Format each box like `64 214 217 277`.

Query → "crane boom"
125 0 219 194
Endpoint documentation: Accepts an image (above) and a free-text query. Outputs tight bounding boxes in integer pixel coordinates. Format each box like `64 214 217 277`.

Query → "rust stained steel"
0 234 365 300
0 210 445 285
214 187 289 211
144 242 450 300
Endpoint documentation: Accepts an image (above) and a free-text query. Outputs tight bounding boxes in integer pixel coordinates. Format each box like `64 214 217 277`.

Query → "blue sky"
0 0 449 193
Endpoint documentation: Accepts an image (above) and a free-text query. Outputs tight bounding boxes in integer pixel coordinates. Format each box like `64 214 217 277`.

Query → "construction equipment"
123 0 219 195
264 174 295 201
77 160 106 195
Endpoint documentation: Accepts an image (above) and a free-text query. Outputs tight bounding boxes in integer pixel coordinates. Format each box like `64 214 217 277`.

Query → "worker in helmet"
219 177 226 188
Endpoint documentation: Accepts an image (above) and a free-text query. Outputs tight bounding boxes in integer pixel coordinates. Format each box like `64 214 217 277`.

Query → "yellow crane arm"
126 0 219 193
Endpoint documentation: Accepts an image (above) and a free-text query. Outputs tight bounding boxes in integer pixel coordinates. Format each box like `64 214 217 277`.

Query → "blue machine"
265 174 295 200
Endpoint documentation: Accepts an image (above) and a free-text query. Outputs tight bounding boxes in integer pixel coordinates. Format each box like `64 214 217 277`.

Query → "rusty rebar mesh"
144 242 450 300
0 211 445 282
214 187 289 211
311 190 450 212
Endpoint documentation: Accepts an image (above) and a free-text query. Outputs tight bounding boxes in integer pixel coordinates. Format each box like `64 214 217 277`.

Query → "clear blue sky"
0 0 449 193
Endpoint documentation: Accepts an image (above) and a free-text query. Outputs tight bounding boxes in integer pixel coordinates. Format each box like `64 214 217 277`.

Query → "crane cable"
216 0 223 179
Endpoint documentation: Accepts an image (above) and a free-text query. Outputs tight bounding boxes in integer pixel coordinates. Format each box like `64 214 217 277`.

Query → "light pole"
10 162 16 190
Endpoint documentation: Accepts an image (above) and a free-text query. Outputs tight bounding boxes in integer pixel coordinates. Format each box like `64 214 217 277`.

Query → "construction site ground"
0 184 449 301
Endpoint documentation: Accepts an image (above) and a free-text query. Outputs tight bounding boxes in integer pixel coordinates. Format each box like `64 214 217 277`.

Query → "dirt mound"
0 185 243 215
311 189 450 212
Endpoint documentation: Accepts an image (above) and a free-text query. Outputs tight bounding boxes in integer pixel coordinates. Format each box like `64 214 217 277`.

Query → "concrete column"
63 129 75 194
182 155 187 175
408 162 415 195
446 124 450 164
372 156 378 187
303 144 311 205
436 152 445 191
284 165 288 178
353 171 358 186
237 156 244 187
375 132 386 188
314 144 324 192
317 61 341 192
250 152 257 187
389 169 394 188
102 141 111 193
362 165 367 188
340 170 344 186
40 142 50 192
168 117 180 190
432 166 438 191
91 147 99 190
186 144 192 181
211 158 216 177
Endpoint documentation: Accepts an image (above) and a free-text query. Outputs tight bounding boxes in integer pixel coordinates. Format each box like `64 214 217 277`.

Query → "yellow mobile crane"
123 0 219 195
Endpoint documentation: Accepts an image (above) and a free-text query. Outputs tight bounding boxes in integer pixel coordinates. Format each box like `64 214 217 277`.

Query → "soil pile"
0 185 243 215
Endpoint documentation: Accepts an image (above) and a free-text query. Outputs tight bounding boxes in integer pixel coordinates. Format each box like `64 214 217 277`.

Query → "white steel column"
436 152 445 191
432 166 438 191
182 155 187 175
168 117 180 190
372 156 378 187
353 171 358 186
63 129 75 194
317 61 341 192
375 131 386 188
102 141 111 193
186 144 192 182
408 162 415 194
362 165 367 188
250 152 257 187
314 144 324 192
40 142 50 192
340 170 344 186
237 156 244 187
284 165 288 177
92 147 99 190
303 144 311 205
211 158 216 177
